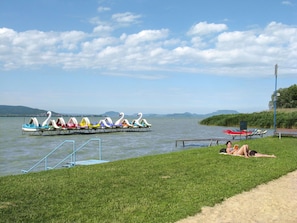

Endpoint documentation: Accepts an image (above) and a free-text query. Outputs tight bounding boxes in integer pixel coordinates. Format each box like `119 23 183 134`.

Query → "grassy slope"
1 137 297 223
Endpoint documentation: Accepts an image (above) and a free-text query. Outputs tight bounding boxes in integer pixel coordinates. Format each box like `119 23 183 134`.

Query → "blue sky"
0 0 296 115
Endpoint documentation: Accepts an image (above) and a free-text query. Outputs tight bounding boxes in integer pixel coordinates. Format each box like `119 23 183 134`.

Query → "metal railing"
67 138 103 166
21 138 103 173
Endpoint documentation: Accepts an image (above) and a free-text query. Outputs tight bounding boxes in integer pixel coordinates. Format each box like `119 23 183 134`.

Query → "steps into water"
22 138 109 173
68 159 109 166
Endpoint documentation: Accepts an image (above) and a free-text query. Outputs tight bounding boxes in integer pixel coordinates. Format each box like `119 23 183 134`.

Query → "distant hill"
206 110 239 117
0 105 60 116
102 111 121 117
164 110 238 119
0 105 238 117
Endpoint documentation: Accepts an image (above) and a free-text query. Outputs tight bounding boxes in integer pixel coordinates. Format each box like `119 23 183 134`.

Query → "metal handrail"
21 140 75 173
51 138 102 168
73 138 102 163
21 138 102 173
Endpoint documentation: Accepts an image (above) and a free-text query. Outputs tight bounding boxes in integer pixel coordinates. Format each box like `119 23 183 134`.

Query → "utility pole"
273 64 278 133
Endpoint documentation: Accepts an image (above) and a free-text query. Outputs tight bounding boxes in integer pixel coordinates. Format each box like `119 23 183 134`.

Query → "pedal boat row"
22 111 152 133
223 128 267 139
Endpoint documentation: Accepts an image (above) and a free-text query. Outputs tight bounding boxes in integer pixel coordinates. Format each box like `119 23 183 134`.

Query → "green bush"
200 111 297 129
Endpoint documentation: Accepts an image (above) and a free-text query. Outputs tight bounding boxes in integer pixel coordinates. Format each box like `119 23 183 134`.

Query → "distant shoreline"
0 105 239 118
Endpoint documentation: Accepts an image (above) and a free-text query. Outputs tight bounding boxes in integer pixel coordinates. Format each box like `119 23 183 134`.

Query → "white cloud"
187 21 228 36
282 1 293 5
124 29 169 45
112 12 142 24
97 6 110 12
190 36 207 48
93 25 114 34
101 71 167 80
81 37 117 52
59 31 86 50
193 22 296 70
0 21 296 78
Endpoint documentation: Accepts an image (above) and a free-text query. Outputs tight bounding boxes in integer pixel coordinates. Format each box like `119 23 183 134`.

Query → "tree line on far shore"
200 110 297 129
201 84 297 129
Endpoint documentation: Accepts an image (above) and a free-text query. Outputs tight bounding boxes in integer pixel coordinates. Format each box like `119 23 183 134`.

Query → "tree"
269 84 297 109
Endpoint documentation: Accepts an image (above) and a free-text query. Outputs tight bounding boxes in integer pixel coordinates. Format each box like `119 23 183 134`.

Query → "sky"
0 0 297 115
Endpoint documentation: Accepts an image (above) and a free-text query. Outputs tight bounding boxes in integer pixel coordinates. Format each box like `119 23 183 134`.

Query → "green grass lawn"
1 137 297 223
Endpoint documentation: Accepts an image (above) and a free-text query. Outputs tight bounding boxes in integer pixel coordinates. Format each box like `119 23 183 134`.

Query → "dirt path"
176 170 297 223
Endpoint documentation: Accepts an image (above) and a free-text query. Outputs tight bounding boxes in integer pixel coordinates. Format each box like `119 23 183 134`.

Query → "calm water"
0 117 273 176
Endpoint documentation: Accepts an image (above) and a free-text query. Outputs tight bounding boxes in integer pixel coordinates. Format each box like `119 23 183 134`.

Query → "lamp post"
273 64 278 133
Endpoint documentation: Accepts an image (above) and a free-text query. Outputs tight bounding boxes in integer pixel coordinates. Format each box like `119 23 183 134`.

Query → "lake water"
0 116 274 176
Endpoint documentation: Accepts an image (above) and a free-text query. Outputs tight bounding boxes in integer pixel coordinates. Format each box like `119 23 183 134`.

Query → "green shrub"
200 111 297 129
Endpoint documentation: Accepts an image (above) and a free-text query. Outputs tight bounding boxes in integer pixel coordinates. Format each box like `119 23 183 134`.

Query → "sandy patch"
176 170 297 223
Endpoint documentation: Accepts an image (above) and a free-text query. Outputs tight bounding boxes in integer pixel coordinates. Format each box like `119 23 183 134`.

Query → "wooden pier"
175 138 229 147
22 127 151 136
275 128 297 139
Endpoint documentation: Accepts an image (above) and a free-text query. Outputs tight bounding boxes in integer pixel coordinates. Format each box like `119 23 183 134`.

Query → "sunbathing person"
224 141 276 158
225 141 249 158
248 148 276 158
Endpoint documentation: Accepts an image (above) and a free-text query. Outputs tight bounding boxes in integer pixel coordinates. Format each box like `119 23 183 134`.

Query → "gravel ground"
176 170 297 223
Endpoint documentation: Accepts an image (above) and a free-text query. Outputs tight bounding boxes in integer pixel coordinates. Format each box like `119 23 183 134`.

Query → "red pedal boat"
223 129 254 138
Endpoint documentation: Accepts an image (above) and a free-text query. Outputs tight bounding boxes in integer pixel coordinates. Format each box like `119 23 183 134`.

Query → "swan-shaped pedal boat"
79 117 91 129
22 111 152 134
131 112 152 128
22 111 52 132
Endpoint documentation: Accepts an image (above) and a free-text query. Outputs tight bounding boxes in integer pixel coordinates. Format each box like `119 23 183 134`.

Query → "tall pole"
273 64 278 133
